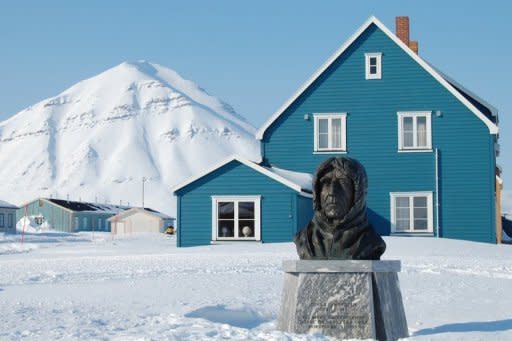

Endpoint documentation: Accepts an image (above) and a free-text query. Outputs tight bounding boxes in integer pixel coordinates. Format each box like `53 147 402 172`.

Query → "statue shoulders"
294 222 315 259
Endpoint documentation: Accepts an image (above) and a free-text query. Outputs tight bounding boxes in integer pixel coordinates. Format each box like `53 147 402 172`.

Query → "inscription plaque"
291 273 374 338
278 260 408 340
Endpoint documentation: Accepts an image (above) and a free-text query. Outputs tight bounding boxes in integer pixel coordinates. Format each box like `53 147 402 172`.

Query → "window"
365 53 382 79
82 217 87 229
0 214 4 228
98 218 103 231
7 214 13 228
313 114 347 152
34 216 44 225
397 112 432 150
212 196 261 241
390 192 433 233
75 217 79 230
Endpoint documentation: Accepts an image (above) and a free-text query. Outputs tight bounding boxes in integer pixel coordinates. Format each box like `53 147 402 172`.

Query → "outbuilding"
0 200 18 232
16 198 130 233
108 207 174 235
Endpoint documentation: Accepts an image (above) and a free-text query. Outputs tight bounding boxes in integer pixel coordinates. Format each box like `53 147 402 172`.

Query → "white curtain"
331 118 342 149
417 117 427 147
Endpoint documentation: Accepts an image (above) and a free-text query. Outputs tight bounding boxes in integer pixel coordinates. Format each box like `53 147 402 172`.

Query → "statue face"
319 169 354 220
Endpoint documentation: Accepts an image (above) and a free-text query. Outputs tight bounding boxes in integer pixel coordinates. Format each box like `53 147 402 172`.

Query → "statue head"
313 157 368 223
295 157 385 260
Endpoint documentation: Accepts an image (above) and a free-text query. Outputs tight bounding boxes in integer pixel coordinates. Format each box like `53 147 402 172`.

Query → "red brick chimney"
396 16 410 46
395 16 419 54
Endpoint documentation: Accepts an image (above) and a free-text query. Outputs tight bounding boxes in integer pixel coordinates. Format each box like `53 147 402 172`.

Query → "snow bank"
15 216 54 234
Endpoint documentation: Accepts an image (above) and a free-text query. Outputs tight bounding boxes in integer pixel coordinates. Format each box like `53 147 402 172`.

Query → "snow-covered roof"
255 16 498 140
172 155 312 197
0 200 17 209
108 207 174 221
44 198 131 214
265 166 312 193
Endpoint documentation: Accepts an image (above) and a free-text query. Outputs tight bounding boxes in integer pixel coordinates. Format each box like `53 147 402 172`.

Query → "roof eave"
172 154 308 195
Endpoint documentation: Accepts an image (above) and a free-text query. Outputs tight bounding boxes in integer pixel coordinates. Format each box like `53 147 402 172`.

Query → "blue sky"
0 1 510 189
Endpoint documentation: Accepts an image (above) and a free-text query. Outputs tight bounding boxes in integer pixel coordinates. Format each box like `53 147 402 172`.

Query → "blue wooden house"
173 16 500 246
16 198 131 233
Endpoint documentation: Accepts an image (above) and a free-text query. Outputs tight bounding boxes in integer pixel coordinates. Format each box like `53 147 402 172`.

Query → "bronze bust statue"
294 157 386 260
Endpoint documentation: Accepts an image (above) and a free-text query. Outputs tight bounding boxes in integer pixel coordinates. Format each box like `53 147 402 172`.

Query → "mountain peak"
0 62 260 214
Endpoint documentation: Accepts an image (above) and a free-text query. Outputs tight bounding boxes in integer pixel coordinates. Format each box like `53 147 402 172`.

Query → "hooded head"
313 157 368 226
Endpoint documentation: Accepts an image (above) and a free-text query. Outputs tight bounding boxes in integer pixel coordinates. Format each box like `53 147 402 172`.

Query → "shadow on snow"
185 304 271 329
414 319 512 336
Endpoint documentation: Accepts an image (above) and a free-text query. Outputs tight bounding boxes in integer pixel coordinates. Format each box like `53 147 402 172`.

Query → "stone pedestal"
278 260 408 340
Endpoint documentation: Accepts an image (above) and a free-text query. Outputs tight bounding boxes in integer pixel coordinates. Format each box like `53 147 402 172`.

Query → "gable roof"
17 197 133 214
108 207 174 221
0 200 17 209
172 155 312 197
44 198 130 214
433 67 498 123
255 16 498 140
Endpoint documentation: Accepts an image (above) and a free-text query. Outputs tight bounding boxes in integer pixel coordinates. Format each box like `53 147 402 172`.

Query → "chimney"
395 16 419 54
409 40 419 54
396 16 410 46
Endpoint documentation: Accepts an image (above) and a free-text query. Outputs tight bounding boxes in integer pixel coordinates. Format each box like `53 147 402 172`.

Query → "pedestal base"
277 260 408 340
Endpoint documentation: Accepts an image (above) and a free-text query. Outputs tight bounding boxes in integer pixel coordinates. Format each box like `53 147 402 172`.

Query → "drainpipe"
435 148 440 238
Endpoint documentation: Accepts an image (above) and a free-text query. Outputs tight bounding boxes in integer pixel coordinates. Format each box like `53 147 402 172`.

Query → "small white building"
0 200 18 232
108 207 174 235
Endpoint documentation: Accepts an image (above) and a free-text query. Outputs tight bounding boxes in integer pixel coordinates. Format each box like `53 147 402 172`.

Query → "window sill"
313 151 347 155
398 149 433 153
211 240 261 244
391 232 434 237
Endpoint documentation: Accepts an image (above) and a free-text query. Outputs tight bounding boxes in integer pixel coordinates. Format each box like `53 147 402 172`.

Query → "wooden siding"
262 24 495 243
16 199 74 232
296 195 313 233
74 213 113 232
0 207 16 230
16 199 114 233
176 161 309 247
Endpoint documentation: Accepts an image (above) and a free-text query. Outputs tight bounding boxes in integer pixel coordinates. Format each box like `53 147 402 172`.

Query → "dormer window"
365 53 382 79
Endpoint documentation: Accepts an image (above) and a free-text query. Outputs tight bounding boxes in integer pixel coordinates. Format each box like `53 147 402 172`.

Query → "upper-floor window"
397 112 432 151
313 114 347 152
365 52 382 79
390 192 433 233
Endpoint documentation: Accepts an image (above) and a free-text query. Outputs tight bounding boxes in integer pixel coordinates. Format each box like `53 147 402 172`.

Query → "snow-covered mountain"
0 61 260 215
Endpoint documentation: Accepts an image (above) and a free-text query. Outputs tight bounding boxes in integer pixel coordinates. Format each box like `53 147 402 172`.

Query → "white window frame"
365 52 382 79
313 113 347 152
390 192 433 233
211 195 261 241
397 111 432 151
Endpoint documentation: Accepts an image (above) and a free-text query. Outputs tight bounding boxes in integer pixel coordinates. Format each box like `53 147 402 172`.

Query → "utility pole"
142 177 147 208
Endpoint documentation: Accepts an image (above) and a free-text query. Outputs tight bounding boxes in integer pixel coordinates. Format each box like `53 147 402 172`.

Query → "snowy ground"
1 232 511 340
